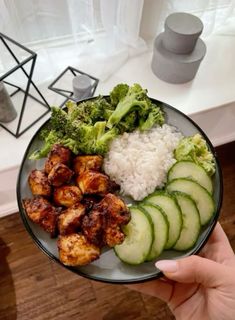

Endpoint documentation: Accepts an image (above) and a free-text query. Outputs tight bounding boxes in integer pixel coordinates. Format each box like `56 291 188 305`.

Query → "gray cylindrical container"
72 74 92 101
163 12 203 54
0 81 17 123
151 33 206 84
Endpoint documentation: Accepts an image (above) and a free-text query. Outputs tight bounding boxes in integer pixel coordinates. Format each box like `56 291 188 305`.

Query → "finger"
199 222 234 263
156 255 232 287
206 223 232 248
125 278 173 302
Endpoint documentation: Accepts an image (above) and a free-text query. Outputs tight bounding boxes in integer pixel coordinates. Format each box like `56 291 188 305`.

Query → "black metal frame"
0 33 50 138
48 66 99 107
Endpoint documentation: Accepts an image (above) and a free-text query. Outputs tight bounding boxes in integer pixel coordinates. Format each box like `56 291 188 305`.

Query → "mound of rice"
104 124 183 201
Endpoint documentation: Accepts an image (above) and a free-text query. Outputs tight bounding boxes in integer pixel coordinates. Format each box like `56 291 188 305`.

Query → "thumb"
156 255 231 287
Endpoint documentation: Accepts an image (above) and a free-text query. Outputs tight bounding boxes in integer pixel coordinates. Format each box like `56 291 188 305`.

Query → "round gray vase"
152 33 206 84
151 12 206 84
163 12 203 54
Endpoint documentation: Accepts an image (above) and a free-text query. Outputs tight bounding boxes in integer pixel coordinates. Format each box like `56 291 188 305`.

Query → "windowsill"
0 33 235 217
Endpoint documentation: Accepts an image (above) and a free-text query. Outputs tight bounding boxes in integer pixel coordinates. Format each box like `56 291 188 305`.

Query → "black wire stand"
0 33 50 138
48 66 99 107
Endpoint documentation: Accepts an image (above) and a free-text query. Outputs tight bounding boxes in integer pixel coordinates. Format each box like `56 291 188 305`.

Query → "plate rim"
16 96 223 284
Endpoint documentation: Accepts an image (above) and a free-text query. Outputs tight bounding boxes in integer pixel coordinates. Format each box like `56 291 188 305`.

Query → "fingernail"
155 260 178 273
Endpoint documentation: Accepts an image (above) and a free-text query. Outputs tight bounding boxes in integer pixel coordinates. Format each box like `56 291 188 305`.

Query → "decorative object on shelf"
48 66 99 107
0 81 17 122
151 12 206 84
0 33 50 138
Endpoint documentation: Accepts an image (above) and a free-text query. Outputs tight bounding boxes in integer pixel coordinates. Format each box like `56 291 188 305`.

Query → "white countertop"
0 33 235 217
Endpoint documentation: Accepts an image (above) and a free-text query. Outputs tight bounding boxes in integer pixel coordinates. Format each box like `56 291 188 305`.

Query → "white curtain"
156 0 235 37
0 0 146 83
1 0 235 86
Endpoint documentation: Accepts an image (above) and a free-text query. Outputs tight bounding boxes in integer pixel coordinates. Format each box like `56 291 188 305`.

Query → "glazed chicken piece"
96 193 131 226
22 196 59 237
81 195 103 212
53 185 82 207
81 193 130 247
76 170 111 196
73 155 103 175
58 203 86 235
58 234 100 266
82 210 105 247
48 163 73 187
44 144 71 174
103 224 125 247
97 193 130 247
28 169 51 197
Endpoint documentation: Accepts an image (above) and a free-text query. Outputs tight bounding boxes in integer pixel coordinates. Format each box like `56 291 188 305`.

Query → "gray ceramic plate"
17 97 223 284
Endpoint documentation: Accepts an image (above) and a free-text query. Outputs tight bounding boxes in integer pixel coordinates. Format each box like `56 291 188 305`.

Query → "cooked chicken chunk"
73 155 103 175
22 196 59 237
58 234 100 266
76 170 111 195
103 224 125 247
81 193 130 247
82 210 105 247
81 195 103 212
53 185 82 207
97 193 130 247
58 203 86 235
48 163 73 187
95 193 130 226
45 144 71 174
28 169 51 197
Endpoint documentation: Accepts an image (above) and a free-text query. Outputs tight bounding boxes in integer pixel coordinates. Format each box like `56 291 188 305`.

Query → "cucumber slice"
168 161 213 194
114 206 153 265
145 191 182 249
140 204 169 261
166 178 215 226
173 192 201 251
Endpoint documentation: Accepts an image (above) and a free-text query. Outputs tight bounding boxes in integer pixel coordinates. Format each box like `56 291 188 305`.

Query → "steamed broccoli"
110 83 129 106
29 130 63 160
139 104 164 131
29 83 165 160
107 83 151 129
50 106 68 133
78 121 118 155
78 122 101 154
94 125 119 154
117 111 137 133
66 97 113 124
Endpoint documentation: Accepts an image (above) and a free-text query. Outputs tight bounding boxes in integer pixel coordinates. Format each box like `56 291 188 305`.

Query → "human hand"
127 223 235 320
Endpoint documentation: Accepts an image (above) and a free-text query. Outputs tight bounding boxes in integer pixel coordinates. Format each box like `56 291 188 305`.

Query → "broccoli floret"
38 126 51 140
50 107 68 133
63 137 80 154
110 83 129 106
66 97 113 125
117 111 137 133
78 121 118 155
66 100 84 123
94 126 119 154
89 97 114 123
139 104 164 131
107 83 151 129
29 130 63 160
75 124 95 154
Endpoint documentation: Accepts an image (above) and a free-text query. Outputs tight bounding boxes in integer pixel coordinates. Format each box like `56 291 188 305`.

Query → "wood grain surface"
0 141 234 320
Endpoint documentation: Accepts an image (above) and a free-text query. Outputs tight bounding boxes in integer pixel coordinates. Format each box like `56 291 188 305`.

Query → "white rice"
104 124 183 201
